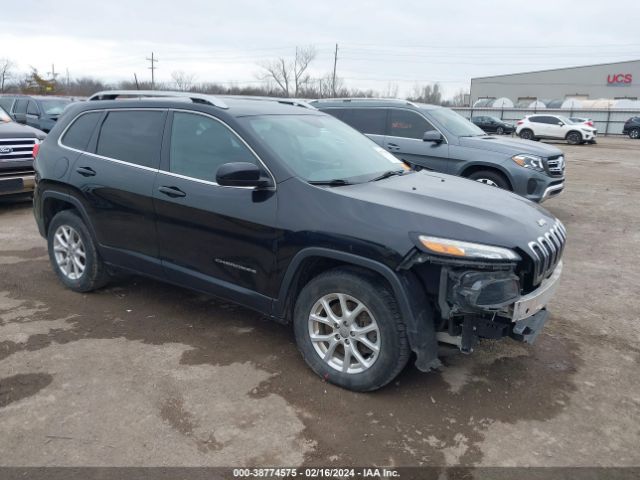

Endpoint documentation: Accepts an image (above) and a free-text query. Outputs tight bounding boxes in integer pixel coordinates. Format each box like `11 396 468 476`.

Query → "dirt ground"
0 136 639 468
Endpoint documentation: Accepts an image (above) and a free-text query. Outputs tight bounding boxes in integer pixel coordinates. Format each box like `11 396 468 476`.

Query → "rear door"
385 108 450 172
153 110 278 313
65 108 165 276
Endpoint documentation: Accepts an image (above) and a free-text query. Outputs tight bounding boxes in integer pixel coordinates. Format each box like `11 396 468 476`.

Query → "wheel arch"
459 163 514 190
274 248 441 372
40 190 97 241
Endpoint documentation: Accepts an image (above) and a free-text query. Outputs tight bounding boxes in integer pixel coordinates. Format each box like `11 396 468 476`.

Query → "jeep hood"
458 135 562 157
331 171 558 254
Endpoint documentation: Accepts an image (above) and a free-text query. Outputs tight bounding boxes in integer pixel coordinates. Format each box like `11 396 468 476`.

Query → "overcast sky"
1 0 639 98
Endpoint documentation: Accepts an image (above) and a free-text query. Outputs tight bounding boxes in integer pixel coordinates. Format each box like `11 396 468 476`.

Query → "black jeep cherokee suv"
33 90 566 392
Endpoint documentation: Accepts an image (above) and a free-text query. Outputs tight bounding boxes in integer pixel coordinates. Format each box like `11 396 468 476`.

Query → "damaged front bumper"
436 260 562 353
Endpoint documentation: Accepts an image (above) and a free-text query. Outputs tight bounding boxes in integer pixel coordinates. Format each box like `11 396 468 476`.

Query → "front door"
153 111 278 314
385 109 450 172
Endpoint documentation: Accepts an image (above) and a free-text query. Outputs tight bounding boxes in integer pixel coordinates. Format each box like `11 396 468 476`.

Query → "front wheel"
293 269 410 392
629 128 640 139
496 126 505 135
566 131 582 145
467 170 510 190
47 210 110 292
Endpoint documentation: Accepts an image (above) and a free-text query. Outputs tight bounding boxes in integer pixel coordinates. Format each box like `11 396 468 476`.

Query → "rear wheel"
47 210 110 292
629 128 639 139
467 170 510 190
519 129 534 140
293 269 409 392
566 131 582 145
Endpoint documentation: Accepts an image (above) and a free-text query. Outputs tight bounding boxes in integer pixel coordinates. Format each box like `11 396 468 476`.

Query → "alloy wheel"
476 178 498 187
53 225 86 280
308 293 380 374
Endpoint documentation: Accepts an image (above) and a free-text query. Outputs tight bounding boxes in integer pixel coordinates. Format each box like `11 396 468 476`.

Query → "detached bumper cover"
511 261 562 321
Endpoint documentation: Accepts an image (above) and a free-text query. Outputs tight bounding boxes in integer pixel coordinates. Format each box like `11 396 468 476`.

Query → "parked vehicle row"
33 90 566 391
0 105 46 198
312 99 565 203
0 95 72 133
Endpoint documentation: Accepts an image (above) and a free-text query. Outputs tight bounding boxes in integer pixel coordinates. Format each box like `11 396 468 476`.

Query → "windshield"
0 106 11 123
40 99 70 115
427 107 486 137
240 114 406 183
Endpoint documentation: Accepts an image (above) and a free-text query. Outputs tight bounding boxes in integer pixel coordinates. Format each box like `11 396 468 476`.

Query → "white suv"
516 114 597 145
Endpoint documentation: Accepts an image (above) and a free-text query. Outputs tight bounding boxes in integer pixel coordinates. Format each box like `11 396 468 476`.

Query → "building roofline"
471 59 640 82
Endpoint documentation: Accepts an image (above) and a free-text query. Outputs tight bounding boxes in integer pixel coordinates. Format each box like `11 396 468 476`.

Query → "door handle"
76 166 96 177
158 186 186 198
387 143 400 151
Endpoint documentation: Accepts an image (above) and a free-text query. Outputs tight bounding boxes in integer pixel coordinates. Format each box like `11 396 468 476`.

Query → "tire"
47 210 110 292
467 170 510 190
566 131 582 145
293 268 410 392
496 126 504 135
519 129 534 140
629 128 640 139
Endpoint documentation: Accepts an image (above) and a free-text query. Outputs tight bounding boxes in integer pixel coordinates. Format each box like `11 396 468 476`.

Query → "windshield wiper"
369 169 406 182
308 179 353 186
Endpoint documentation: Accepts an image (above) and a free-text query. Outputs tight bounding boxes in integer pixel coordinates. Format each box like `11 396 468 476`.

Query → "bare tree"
0 58 15 93
408 83 443 105
449 89 469 107
171 70 197 91
258 46 316 96
382 82 399 98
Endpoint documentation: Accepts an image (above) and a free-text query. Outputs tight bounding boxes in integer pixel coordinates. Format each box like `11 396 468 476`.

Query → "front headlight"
512 154 544 172
417 235 521 261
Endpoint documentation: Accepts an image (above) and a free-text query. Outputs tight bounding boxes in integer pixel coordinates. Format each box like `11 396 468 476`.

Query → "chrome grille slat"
545 155 565 177
527 220 567 286
0 138 36 162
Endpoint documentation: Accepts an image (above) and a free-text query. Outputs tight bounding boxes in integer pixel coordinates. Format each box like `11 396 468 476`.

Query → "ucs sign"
607 73 633 84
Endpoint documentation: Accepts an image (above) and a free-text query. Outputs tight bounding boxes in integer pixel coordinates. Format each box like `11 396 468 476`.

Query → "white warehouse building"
470 59 640 107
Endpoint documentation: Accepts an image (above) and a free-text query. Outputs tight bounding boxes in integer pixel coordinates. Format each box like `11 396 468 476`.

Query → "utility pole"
134 73 140 90
146 52 158 89
331 43 338 97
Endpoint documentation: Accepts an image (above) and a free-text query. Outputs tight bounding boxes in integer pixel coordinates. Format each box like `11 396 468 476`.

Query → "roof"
310 98 441 110
471 58 640 81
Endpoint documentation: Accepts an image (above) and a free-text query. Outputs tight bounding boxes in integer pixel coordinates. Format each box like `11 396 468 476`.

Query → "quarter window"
61 112 103 151
96 110 165 168
389 109 434 139
169 112 257 182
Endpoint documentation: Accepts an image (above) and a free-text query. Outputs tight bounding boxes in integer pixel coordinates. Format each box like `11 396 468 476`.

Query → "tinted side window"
389 109 434 139
14 99 27 114
344 108 387 135
96 110 164 168
169 112 257 182
0 97 14 112
324 108 351 122
27 101 39 115
61 112 103 151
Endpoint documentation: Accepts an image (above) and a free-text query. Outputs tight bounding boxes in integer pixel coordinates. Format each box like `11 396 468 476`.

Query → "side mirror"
216 162 271 188
423 130 444 143
557 122 564 126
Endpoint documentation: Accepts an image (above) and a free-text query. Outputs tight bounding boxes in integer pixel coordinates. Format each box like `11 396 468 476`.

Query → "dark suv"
1 95 72 133
622 116 640 139
33 90 565 392
470 115 515 135
312 99 565 203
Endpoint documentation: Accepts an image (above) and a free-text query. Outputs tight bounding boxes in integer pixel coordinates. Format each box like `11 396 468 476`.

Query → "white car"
516 114 597 145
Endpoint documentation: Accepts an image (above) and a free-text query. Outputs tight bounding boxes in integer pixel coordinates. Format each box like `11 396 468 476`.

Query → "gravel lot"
1 136 639 468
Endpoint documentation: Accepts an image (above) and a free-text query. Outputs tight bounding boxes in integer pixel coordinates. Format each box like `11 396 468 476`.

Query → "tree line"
0 52 468 106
